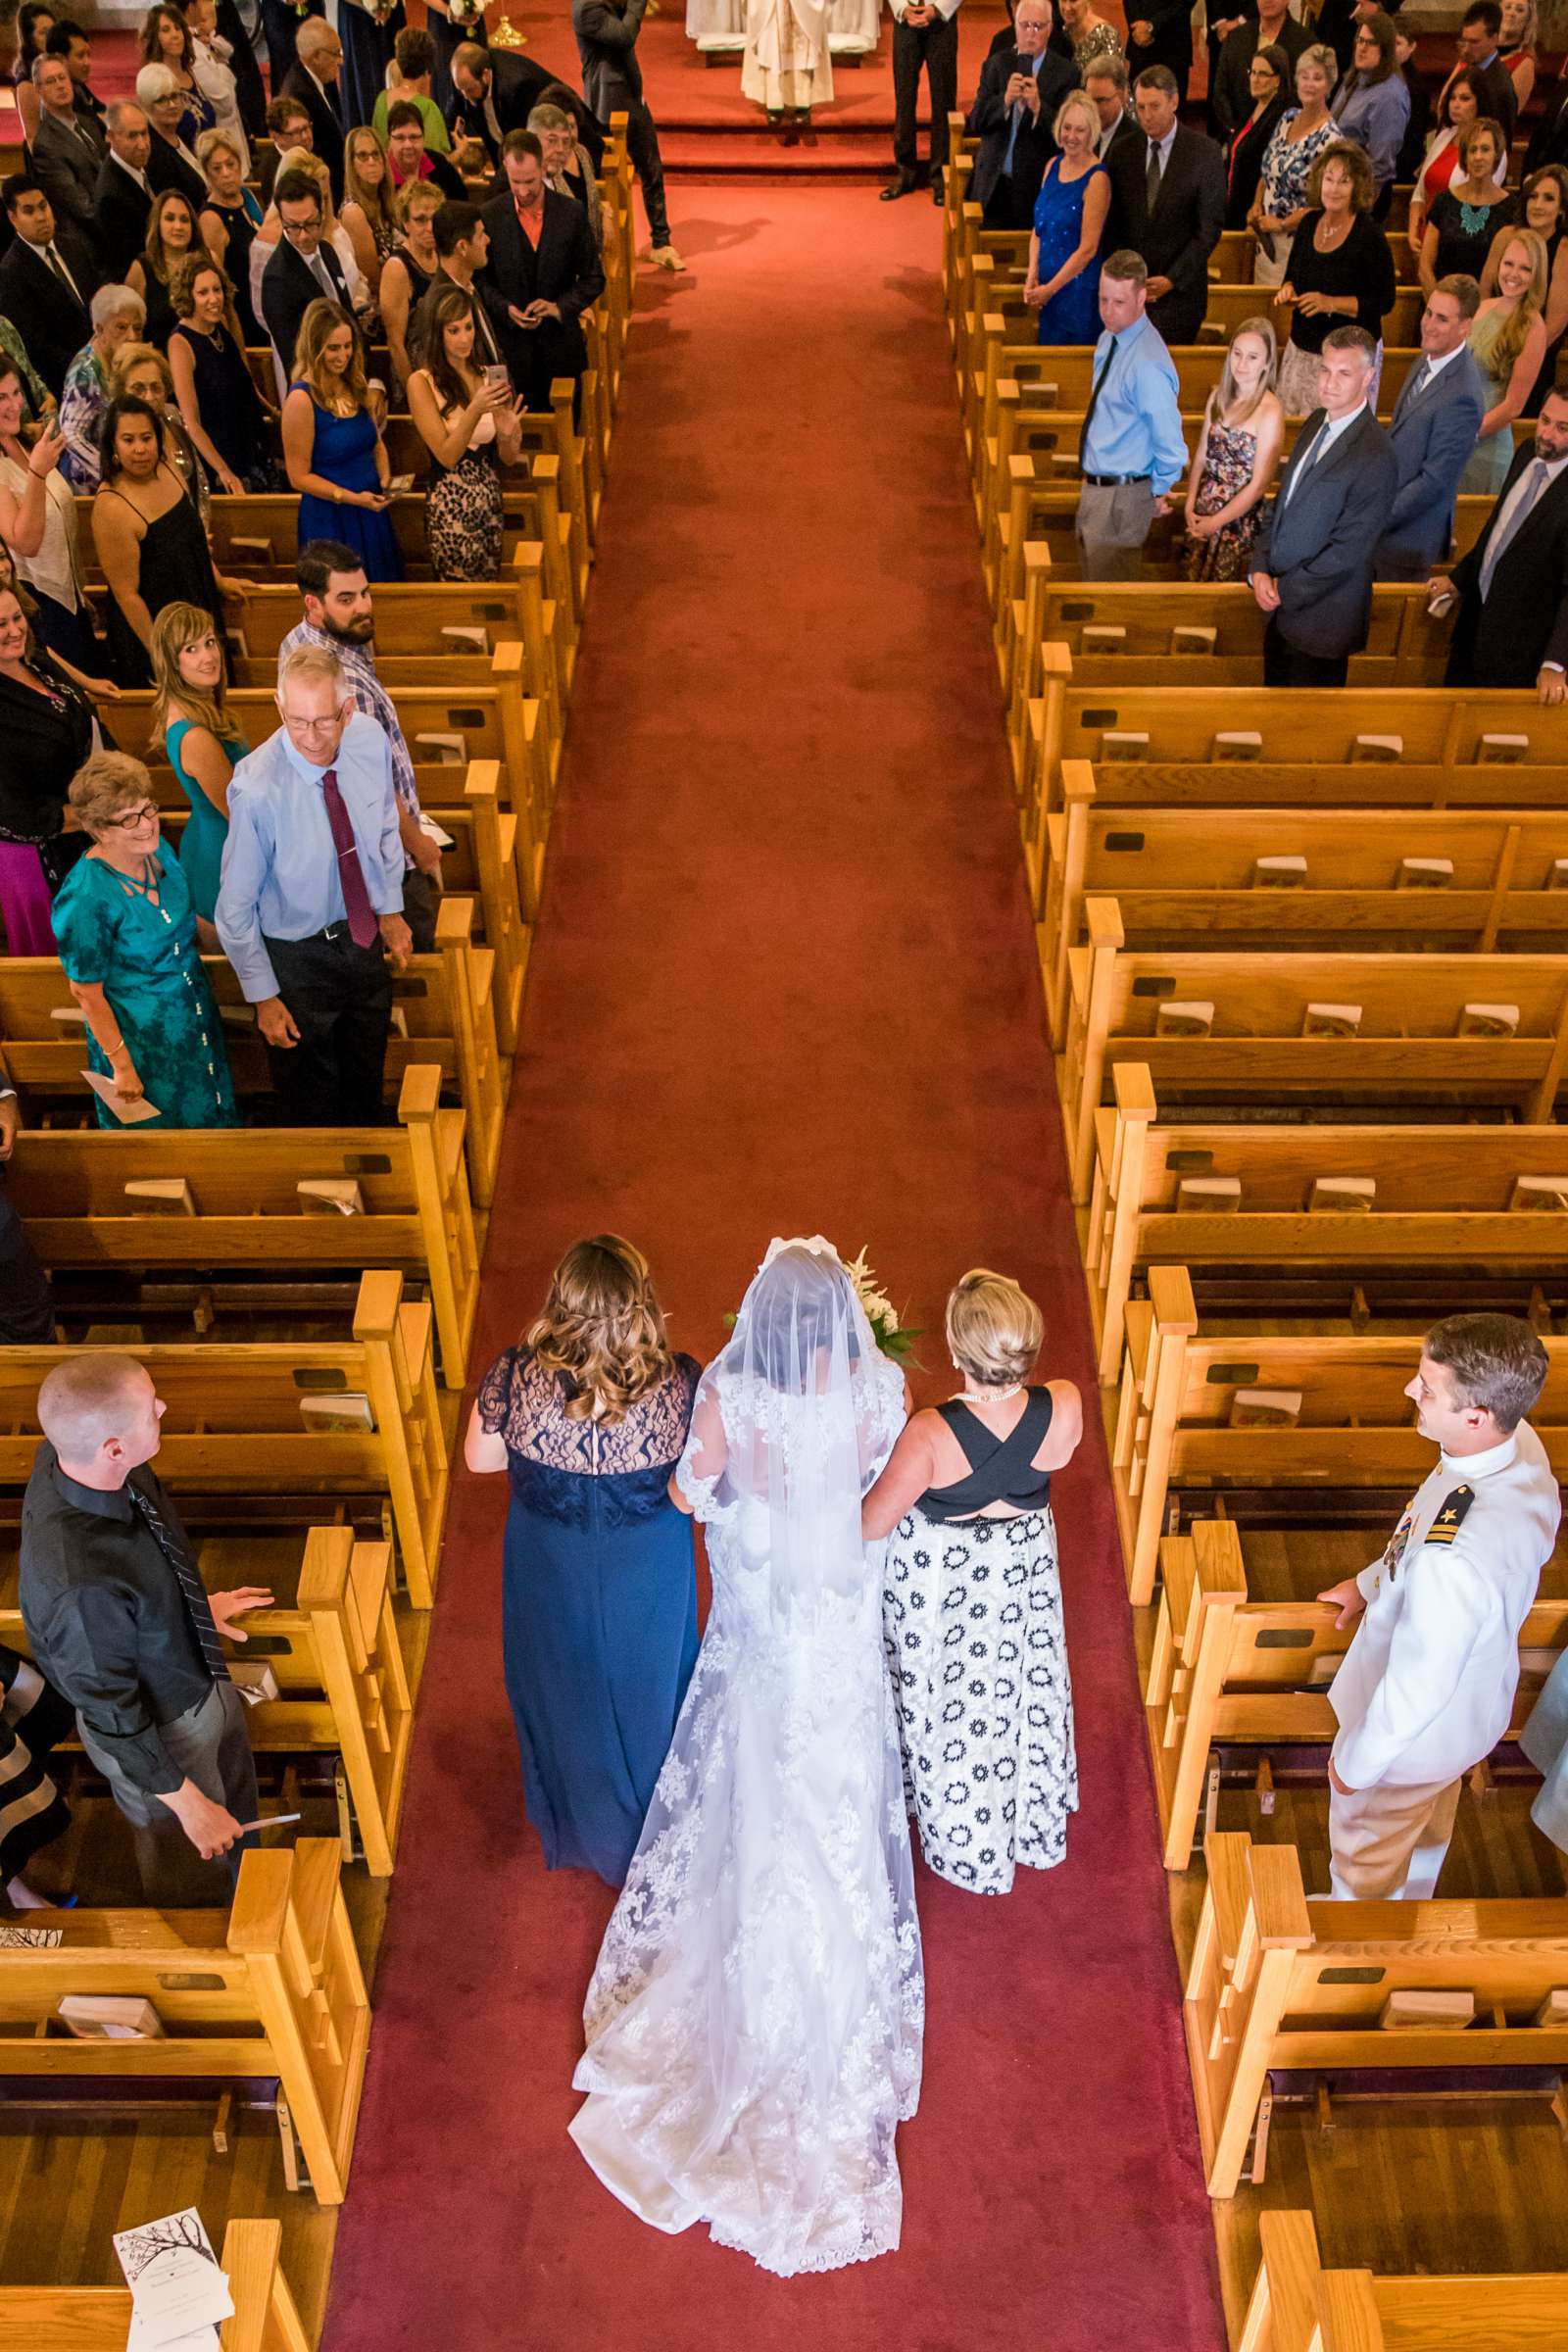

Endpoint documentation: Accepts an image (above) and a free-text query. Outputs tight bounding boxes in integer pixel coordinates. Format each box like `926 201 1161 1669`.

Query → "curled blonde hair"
527 1236 674 1423
947 1269 1043 1389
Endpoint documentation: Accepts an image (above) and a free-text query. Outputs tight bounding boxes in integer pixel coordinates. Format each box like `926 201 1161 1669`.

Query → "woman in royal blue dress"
281 300 403 583
465 1237 702 1887
1026 89 1112 346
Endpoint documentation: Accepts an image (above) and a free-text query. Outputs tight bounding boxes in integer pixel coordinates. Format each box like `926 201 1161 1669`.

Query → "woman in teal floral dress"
51 751 236 1129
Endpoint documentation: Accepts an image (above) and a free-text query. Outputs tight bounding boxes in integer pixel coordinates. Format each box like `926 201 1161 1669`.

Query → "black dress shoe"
880 174 916 201
930 172 945 204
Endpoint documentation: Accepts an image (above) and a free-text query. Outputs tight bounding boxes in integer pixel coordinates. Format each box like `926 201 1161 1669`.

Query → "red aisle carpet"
322 189 1225 2352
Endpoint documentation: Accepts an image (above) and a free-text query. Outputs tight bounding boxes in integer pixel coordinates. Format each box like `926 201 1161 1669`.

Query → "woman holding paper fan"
51 750 237 1129
865 1268 1082 1895
464 1237 701 1887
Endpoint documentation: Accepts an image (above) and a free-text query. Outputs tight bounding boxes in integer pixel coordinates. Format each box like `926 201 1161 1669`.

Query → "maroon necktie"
320 766 378 949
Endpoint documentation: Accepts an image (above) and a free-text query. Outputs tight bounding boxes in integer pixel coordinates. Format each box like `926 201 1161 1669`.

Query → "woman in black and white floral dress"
864 1269 1081 1895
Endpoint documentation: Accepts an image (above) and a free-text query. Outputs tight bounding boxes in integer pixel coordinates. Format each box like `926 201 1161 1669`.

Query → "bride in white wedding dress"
568 1238 924 2276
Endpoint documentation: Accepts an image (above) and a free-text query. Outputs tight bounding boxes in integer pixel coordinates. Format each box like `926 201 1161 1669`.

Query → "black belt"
270 923 376 950
1081 472 1151 487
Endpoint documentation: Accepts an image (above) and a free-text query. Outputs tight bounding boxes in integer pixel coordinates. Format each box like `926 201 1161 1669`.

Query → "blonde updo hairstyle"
946 1269 1043 1390
527 1235 674 1424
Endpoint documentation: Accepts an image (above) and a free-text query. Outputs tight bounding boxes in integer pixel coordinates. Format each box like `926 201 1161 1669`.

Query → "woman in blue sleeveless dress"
1027 90 1113 346
465 1237 702 1888
281 301 404 584
149 601 247 923
866 1269 1083 1895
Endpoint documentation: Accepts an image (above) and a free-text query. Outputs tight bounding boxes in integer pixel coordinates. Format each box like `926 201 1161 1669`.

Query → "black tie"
1146 139 1163 211
42 244 80 304
130 1480 230 1684
1079 333 1119 467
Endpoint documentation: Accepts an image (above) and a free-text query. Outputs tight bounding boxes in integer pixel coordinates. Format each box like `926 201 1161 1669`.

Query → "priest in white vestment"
741 0 832 113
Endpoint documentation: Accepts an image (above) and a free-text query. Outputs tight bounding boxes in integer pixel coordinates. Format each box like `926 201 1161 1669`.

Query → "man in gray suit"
1250 326 1398 687
28 52 102 235
571 0 681 270
1375 277 1488 583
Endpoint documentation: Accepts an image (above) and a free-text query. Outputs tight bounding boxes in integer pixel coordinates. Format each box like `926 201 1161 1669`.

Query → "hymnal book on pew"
1509 1177 1568 1212
1252 856 1306 890
1457 1004 1520 1038
0 1922 63 1946
114 2207 232 2349
1302 1003 1362 1038
1378 1989 1475 2031
1154 1001 1214 1039
82 1070 162 1124
229 1659 279 1704
58 1994 166 2039
1228 1389 1302 1429
298 1391 375 1432
1306 1176 1376 1214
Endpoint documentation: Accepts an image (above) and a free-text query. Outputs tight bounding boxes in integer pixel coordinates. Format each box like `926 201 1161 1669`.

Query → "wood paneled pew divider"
1239 2207 1568 2352
0 1841 368 2204
1105 1286 1568 1606
0 1271 449 1608
0 1528 413 1880
1059 908 1568 1206
0 2219 311 2351
1146 1520 1568 1874
0 1065 477 1393
1041 789 1568 1049
1085 1064 1568 1386
0 908 505 1215
1019 679 1568 900
1185 1830 1568 2201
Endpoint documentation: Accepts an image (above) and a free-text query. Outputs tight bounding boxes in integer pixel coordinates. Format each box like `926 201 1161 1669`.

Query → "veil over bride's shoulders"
568 1238 924 2277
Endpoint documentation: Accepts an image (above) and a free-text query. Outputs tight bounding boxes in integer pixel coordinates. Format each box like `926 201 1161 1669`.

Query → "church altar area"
685 0 882 63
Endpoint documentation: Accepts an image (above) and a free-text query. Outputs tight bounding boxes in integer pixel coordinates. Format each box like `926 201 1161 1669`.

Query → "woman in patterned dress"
408 286 522 582
1249 42 1341 286
1184 317 1285 580
866 1270 1082 1896
1057 0 1122 74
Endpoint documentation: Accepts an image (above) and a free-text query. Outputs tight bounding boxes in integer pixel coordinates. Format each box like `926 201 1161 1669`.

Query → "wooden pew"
0 1270 450 1607
1041 789 1568 1044
1146 1521 1568 1870
1185 1831 1568 2197
977 278 1427 357
2 1065 477 1391
0 2219 310 2352
1239 2207 1568 2352
1020 668 1568 892
1105 1275 1568 1602
0 1842 369 2204
1086 1064 1568 1383
1 1528 413 1878
1060 904 1568 1204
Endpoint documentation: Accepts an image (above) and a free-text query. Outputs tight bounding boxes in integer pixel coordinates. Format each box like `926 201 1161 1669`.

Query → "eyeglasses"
282 711 345 736
104 803 160 830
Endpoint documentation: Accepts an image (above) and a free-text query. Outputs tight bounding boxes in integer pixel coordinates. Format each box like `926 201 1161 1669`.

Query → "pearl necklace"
956 1384 1023 1407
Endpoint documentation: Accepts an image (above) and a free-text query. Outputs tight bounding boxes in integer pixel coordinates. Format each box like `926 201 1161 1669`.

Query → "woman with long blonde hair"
1462 227 1550 494
465 1236 702 1886
281 299 401 580
340 126 396 300
148 598 245 921
1184 317 1286 579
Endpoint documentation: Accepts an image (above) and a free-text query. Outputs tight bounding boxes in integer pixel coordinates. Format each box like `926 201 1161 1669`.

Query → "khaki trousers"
1075 479 1156 582
1328 1774 1462 1901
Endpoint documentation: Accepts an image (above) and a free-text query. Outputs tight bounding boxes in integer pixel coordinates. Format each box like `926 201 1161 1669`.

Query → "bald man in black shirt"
20 1354 271 1903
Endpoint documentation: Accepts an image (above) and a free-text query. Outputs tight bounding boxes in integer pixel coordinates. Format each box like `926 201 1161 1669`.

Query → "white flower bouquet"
844 1249 921 1365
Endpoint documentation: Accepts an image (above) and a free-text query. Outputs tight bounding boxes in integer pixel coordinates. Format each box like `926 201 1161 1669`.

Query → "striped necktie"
129 1481 230 1683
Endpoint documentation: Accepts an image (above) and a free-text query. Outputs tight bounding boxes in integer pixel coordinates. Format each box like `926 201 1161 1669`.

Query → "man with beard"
277 542 443 949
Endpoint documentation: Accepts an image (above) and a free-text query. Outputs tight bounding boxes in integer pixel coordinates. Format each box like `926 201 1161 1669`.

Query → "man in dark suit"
1375 276 1488 581
262 0 322 99
260 167 354 386
481 129 605 414
46 20 108 142
1126 0 1197 106
28 52 101 235
1527 71 1568 176
1250 326 1399 686
1208 0 1307 142
0 177 94 401
92 101 155 280
1084 55 1138 163
885 0 962 206
448 39 604 173
1104 67 1226 348
280 17 345 203
1455 0 1517 143
963 0 1078 228
572 0 679 269
1440 387 1568 699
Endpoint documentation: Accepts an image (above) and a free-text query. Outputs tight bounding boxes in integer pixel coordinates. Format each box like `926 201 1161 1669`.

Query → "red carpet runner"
322 188 1225 2352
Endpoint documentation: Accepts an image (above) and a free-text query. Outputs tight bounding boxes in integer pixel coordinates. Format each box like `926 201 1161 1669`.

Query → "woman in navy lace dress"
465 1237 701 1887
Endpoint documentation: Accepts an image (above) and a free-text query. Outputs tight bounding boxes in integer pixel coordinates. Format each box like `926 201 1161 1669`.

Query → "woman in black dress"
0 1643 74 1911
1225 43 1291 231
1420 115 1516 293
197 126 266 347
90 395 238 687
168 256 273 493
379 178 444 395
126 189 204 353
0 582 94 952
1275 139 1396 412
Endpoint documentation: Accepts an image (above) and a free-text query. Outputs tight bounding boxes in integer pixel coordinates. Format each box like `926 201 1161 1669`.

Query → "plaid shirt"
277 619 421 868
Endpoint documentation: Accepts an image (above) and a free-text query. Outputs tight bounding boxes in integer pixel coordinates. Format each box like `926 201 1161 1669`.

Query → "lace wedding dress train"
569 1243 924 2276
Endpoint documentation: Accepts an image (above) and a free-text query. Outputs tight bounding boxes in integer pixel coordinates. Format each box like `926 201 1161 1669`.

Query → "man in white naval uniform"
1317 1313 1560 1901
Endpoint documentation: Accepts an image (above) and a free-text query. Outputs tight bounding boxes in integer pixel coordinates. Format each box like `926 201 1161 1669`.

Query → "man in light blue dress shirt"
1074 250 1187 580
216 644 411 1127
